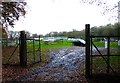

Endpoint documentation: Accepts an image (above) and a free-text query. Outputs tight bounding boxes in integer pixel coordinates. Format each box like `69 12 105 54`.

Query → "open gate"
85 24 120 78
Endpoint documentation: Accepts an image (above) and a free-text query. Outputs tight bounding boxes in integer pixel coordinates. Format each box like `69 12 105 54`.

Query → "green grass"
41 40 72 49
92 41 120 74
26 40 73 66
27 40 72 53
93 42 104 47
93 41 119 48
92 56 120 74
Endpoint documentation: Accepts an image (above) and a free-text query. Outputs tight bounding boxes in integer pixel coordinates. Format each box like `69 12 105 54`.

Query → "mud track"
15 47 85 81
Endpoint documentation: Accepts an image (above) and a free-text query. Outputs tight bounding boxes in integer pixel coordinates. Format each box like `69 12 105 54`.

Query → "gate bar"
107 37 110 73
33 37 35 63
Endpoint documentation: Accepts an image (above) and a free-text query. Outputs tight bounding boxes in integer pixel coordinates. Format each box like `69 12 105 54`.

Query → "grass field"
93 41 119 48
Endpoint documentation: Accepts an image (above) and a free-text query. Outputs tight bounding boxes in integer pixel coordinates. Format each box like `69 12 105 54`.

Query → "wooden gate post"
85 24 91 78
19 31 27 67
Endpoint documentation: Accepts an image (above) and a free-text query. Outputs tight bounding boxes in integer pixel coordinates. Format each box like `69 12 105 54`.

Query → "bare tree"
80 0 118 21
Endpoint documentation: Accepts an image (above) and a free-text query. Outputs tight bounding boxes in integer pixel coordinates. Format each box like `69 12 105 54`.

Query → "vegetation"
27 40 72 49
93 41 119 48
92 40 120 75
41 40 72 49
92 56 120 74
44 22 120 40
1 1 27 28
91 23 120 37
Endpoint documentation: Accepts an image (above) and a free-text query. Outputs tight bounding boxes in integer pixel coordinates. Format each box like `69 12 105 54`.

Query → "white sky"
12 0 118 35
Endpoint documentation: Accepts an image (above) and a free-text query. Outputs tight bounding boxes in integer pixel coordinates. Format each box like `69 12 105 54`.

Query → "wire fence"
2 38 20 65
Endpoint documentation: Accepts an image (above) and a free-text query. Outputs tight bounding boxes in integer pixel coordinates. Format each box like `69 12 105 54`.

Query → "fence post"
85 24 91 78
19 31 27 67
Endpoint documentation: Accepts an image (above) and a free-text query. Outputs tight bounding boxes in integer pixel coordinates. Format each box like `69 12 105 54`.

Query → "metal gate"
3 31 41 66
26 35 41 66
19 31 41 66
85 24 120 78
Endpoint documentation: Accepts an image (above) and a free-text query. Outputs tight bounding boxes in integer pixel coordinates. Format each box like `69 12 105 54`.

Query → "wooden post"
85 24 91 78
19 31 27 67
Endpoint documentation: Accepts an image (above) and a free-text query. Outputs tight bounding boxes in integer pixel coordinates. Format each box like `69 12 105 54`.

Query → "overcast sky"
12 0 118 35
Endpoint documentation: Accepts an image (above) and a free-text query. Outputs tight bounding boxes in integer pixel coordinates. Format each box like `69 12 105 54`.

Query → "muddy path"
15 47 85 81
15 46 109 81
